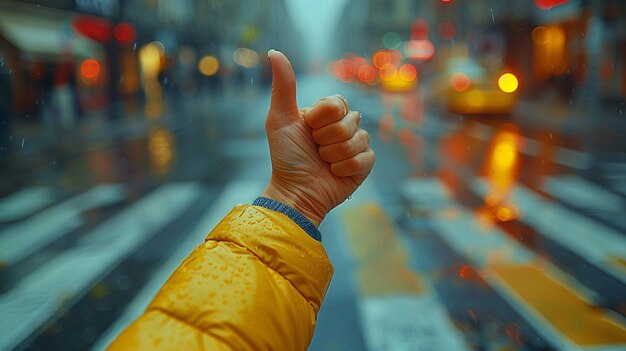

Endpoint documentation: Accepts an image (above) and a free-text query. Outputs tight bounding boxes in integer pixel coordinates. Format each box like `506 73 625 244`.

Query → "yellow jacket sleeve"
107 204 334 351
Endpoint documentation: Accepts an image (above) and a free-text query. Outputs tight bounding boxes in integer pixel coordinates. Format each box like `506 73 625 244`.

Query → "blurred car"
433 58 519 114
379 62 418 93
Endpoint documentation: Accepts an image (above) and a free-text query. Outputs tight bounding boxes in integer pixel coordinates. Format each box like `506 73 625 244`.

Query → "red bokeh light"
534 0 569 10
357 64 377 83
73 16 112 43
113 23 135 44
81 58 101 80
411 19 429 40
438 22 456 40
333 59 356 83
450 73 471 92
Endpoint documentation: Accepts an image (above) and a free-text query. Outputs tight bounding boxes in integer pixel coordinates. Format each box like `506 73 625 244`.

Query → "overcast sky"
284 0 348 62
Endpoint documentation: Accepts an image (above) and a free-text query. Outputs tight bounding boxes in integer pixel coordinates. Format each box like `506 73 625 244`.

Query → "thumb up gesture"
262 50 375 226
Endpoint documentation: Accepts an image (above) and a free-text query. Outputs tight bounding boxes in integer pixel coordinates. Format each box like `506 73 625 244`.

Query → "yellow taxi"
435 58 519 114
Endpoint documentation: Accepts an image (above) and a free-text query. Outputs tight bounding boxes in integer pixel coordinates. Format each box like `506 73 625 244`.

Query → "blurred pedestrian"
0 55 12 159
51 58 79 131
107 50 374 350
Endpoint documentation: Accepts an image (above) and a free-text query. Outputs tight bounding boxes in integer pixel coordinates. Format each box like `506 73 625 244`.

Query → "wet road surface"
1 74 626 351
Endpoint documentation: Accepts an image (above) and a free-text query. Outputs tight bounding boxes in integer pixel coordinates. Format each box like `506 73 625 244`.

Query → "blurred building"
0 0 303 146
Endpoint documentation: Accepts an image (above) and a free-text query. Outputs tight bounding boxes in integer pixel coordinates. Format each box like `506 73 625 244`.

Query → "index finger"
303 95 349 129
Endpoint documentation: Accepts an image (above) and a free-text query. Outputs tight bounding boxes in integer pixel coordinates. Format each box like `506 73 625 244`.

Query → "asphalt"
1 74 625 351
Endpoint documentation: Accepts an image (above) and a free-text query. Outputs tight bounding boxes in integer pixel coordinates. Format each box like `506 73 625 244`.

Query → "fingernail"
267 49 276 63
336 94 348 114
336 94 347 104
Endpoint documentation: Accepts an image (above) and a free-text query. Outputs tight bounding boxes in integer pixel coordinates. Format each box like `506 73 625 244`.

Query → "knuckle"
359 129 369 146
357 129 369 148
338 140 354 155
329 99 345 117
319 97 345 117
348 157 362 170
335 125 352 141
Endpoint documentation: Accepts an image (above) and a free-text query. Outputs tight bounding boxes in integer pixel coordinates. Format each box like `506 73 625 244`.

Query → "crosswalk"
0 171 625 350
402 178 626 351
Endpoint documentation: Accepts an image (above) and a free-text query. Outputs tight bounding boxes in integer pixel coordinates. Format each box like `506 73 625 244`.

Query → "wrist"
262 184 324 227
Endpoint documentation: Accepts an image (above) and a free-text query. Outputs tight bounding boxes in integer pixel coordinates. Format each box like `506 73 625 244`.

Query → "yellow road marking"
490 263 626 346
342 204 425 296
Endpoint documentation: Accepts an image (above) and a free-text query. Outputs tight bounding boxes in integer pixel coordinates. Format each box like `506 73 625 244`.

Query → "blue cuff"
252 197 322 242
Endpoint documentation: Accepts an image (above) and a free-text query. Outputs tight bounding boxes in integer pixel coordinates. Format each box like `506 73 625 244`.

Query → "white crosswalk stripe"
473 179 626 285
0 183 202 351
0 187 56 222
0 184 127 267
543 175 626 231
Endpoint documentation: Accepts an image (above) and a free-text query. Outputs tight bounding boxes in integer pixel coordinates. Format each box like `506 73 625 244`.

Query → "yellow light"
494 138 517 170
496 206 517 222
198 55 220 76
139 43 162 78
498 73 518 93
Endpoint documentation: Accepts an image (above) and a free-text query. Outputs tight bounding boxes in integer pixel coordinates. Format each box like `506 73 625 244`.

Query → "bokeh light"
379 63 398 82
113 23 135 44
450 73 471 92
198 55 220 76
233 48 260 68
357 64 377 83
438 22 456 40
398 64 417 82
498 73 519 93
383 32 401 49
80 59 101 80
406 40 435 60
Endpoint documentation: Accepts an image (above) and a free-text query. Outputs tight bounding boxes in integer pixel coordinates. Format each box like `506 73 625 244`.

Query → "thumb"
267 50 299 125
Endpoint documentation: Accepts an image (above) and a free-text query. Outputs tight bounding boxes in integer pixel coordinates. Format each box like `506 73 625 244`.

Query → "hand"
262 50 375 226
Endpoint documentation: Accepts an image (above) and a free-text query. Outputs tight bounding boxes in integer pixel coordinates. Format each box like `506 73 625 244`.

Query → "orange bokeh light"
450 73 471 92
398 64 417 82
372 50 402 69
357 64 377 83
372 51 391 69
459 265 472 280
81 58 101 80
379 63 398 82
